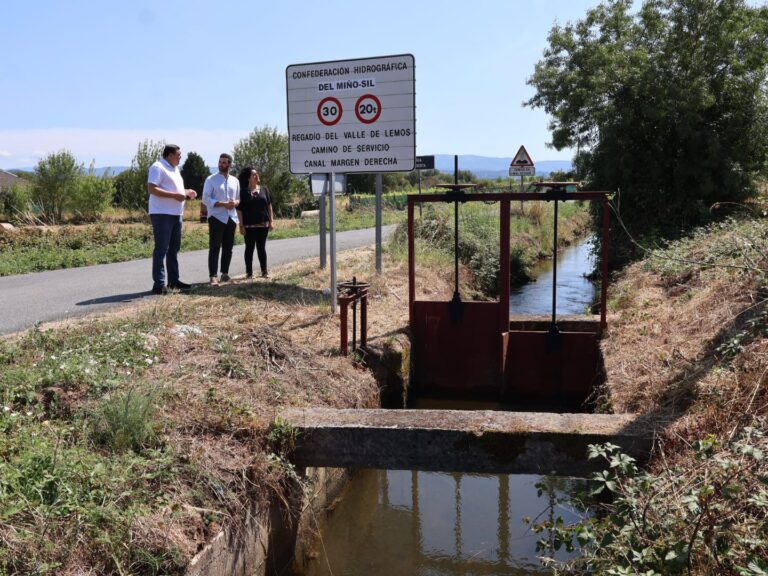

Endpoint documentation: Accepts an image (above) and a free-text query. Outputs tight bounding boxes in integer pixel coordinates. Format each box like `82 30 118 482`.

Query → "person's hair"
238 166 255 191
219 153 233 163
162 144 180 159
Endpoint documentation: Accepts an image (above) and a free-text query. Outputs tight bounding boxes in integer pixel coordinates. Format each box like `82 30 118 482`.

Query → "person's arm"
267 198 275 231
230 180 240 210
147 182 189 202
202 177 215 210
237 209 245 235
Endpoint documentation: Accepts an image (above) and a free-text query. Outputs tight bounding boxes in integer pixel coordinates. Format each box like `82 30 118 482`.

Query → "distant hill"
8 157 573 180
8 166 129 177
433 155 572 179
92 166 129 177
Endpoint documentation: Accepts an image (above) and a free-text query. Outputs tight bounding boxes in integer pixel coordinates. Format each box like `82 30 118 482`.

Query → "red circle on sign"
317 97 343 126
355 94 382 124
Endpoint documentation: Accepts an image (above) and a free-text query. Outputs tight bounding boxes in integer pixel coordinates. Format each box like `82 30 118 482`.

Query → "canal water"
304 238 597 576
510 236 597 316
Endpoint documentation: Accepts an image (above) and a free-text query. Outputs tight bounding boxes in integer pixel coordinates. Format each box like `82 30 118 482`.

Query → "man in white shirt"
147 144 198 294
202 153 240 285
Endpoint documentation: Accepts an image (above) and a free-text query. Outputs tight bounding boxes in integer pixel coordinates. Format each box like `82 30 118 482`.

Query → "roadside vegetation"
0 249 410 574
528 195 768 575
0 199 408 277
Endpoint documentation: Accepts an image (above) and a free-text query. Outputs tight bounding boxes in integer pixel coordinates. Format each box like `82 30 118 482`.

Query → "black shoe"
151 285 167 295
168 281 192 291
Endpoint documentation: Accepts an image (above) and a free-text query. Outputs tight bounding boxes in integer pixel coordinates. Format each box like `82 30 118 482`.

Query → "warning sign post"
286 54 416 174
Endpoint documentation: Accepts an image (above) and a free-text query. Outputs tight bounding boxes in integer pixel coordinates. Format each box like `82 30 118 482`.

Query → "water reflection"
510 237 596 316
306 470 585 576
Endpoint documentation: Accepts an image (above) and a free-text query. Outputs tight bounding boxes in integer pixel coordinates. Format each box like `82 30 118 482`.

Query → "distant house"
0 170 22 192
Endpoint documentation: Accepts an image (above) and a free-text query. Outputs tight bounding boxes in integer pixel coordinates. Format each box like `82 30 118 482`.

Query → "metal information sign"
310 173 345 197
286 54 416 174
415 155 435 170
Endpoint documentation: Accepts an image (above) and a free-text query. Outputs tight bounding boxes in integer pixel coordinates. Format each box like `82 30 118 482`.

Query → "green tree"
114 139 164 211
32 150 83 223
233 126 309 216
526 0 768 262
180 151 210 194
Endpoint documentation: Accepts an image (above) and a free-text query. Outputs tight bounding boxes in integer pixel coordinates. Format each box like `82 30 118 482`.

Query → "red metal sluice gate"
407 185 611 407
337 277 370 356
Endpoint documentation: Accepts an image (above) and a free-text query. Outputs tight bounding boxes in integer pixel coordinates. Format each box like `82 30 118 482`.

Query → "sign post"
287 54 416 312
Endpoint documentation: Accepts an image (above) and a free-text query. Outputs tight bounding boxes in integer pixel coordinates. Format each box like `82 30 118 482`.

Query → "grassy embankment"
533 200 768 575
0 195 591 573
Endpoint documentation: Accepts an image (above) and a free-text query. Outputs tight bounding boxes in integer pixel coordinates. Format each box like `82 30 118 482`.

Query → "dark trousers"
244 227 269 276
150 213 182 288
208 217 236 277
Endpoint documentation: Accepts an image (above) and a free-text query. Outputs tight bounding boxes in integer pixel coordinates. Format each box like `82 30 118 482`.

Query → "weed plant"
533 427 768 576
0 321 187 574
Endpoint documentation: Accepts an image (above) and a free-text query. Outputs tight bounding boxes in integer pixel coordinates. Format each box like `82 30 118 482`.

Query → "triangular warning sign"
511 145 534 167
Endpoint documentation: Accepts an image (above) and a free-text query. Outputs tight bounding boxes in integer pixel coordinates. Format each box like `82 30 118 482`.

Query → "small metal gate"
407 185 611 406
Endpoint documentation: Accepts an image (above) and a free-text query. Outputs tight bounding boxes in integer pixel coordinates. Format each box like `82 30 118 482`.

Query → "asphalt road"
0 225 395 336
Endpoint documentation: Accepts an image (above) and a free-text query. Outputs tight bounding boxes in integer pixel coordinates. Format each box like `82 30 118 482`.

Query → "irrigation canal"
286 237 635 575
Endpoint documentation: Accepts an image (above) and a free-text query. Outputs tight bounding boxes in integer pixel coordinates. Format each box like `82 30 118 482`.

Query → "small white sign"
286 54 416 174
310 173 346 196
509 165 535 177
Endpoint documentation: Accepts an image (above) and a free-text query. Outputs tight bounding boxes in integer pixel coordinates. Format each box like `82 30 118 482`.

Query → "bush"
114 140 163 211
536 425 768 575
1 182 32 222
70 175 115 222
32 150 83 223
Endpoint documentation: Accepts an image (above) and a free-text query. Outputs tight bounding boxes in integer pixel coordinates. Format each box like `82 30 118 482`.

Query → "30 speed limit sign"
317 97 342 126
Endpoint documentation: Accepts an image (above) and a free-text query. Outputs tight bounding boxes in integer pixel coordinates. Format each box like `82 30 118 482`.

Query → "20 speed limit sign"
355 94 381 124
317 97 342 126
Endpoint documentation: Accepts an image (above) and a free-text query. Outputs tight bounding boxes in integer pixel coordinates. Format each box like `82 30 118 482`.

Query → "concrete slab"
278 408 656 476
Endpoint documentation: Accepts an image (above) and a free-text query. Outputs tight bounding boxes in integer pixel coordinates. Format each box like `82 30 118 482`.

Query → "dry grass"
600 216 768 443
41 246 451 570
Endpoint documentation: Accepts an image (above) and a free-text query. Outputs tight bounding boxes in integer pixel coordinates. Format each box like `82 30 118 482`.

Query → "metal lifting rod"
551 198 559 328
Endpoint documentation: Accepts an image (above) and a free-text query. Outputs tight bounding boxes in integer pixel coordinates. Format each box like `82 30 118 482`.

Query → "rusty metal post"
361 291 368 349
339 295 349 355
500 198 511 333
601 197 610 332
408 197 415 328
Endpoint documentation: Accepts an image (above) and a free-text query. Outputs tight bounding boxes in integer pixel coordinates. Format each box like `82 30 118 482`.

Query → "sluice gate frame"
407 188 611 406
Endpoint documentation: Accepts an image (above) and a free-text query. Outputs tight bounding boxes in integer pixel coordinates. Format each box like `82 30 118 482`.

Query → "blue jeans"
150 213 182 287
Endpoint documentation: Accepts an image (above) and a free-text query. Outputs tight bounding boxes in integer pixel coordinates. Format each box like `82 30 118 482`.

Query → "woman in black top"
237 167 274 278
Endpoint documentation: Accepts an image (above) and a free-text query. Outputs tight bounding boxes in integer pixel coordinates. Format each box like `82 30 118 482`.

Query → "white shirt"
203 173 240 224
147 158 185 216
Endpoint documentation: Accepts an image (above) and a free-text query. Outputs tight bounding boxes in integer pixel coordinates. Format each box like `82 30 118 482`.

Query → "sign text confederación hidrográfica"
286 54 415 174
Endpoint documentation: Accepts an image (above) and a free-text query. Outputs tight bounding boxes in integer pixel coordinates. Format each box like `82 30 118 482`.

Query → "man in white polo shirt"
147 144 198 294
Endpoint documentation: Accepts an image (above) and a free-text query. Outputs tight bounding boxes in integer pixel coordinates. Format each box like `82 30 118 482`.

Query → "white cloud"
0 128 252 169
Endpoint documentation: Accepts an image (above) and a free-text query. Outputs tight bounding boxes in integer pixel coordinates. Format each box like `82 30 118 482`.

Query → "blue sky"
0 0 605 170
